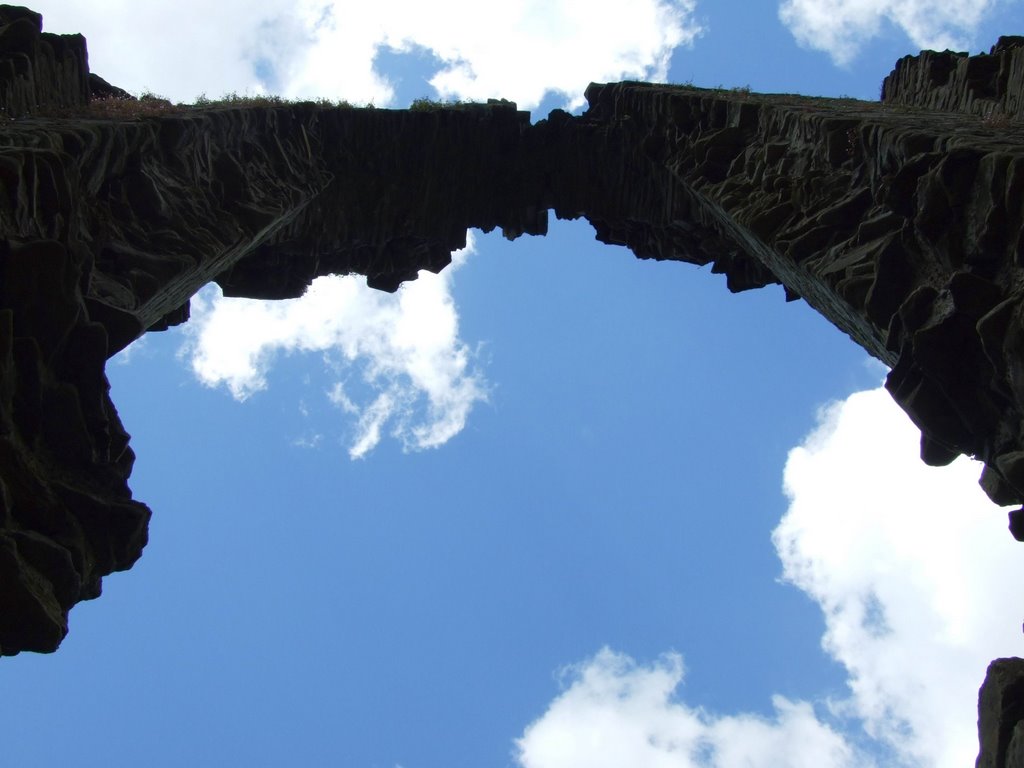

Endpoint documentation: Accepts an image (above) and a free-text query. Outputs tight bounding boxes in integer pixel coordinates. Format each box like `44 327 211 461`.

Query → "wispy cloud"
110 332 149 366
518 385 1020 767
180 238 486 459
778 0 998 65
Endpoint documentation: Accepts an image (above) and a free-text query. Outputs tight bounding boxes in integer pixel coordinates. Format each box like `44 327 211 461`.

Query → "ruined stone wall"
883 36 1024 120
978 659 1024 768
1 8 1024 764
0 6 149 655
0 5 88 118
588 78 1024 505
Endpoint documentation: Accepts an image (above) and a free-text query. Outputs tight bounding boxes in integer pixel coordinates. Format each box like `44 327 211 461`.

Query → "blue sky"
4 1 1024 767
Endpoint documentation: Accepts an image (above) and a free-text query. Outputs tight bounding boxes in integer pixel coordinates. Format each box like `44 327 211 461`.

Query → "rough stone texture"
1 11 1024 762
1008 721 1024 768
0 5 150 655
883 36 1024 120
600 79 1024 500
978 658 1024 768
0 5 88 118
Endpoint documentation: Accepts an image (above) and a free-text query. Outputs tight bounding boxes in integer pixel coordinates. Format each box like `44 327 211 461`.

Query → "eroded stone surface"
0 238 150 653
883 36 1024 120
0 21 1023 768
978 658 1024 768
0 5 150 654
0 5 87 119
586 76 1024 505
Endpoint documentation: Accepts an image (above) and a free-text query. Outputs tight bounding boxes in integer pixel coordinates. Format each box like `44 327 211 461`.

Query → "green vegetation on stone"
31 90 357 120
409 97 465 111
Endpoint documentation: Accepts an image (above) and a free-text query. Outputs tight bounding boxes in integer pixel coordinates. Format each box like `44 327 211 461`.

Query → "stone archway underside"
0 7 1022 716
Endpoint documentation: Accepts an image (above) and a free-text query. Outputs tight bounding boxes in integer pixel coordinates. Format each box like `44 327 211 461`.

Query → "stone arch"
1 7 1022 668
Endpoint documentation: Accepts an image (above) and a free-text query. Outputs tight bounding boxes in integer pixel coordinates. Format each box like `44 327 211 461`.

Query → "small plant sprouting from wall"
409 97 466 111
84 91 179 118
192 92 353 109
980 109 1014 130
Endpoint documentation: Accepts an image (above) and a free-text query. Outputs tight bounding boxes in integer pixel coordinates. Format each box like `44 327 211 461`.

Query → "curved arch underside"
0 5 1023 675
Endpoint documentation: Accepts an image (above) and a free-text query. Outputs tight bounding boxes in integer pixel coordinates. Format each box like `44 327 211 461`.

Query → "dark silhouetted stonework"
0 4 150 656
978 658 1024 768
883 36 1024 120
1 8 1023 763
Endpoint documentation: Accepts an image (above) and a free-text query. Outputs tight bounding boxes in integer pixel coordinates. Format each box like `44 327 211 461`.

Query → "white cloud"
268 0 703 109
778 0 999 65
110 332 149 365
180 237 485 459
37 0 701 109
518 384 1022 767
34 0 293 101
775 385 1022 767
516 648 863 768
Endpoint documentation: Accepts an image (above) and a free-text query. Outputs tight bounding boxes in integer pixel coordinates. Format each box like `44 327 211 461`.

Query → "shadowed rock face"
1 7 1023 763
978 659 1024 768
0 5 151 656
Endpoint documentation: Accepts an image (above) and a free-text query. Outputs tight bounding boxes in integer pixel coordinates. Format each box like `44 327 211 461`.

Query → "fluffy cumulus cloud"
33 0 292 101
38 0 701 109
516 648 861 768
776 386 1023 767
518 385 1023 767
778 0 999 65
181 239 485 459
282 0 702 109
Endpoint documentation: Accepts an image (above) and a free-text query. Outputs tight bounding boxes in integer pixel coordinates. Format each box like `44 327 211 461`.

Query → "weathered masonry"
0 7 1023 764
